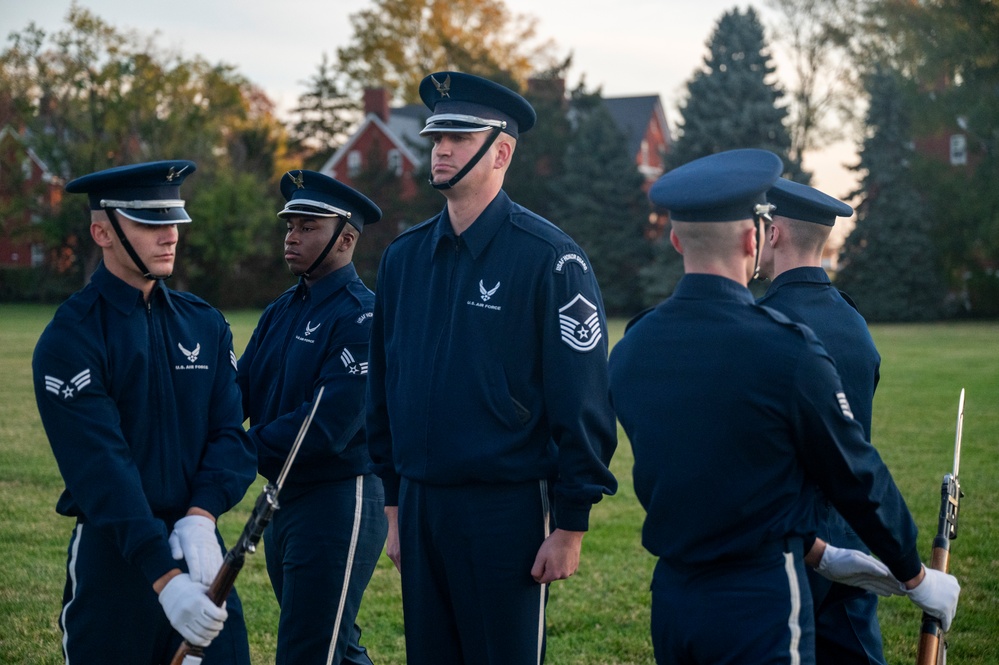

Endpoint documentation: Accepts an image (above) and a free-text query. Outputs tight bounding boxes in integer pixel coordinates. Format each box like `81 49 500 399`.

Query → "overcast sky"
2 0 859 200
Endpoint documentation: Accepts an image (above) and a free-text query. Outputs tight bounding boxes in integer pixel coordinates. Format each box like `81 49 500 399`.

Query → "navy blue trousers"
651 541 816 665
264 474 387 665
60 520 249 664
398 478 552 665
810 506 887 665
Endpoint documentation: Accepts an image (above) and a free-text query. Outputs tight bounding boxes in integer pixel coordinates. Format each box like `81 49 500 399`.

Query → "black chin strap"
297 217 349 279
105 208 161 280
430 127 503 190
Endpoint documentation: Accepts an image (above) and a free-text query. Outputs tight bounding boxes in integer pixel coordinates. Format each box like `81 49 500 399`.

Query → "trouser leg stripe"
783 551 802 665
60 523 82 665
325 475 364 665
537 479 551 665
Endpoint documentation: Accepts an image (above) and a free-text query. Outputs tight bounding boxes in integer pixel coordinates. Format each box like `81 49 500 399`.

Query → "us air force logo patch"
176 341 208 370
479 280 500 302
178 342 200 363
45 369 91 401
341 348 367 375
836 391 855 419
558 294 602 352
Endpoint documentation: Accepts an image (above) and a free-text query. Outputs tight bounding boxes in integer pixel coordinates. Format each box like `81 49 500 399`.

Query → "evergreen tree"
504 58 573 222
670 7 803 179
552 87 652 317
836 67 944 321
287 53 358 171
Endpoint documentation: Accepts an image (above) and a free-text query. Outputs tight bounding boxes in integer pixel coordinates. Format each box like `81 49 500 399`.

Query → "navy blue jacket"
366 190 617 531
608 274 921 582
32 263 256 585
757 267 880 438
238 264 374 486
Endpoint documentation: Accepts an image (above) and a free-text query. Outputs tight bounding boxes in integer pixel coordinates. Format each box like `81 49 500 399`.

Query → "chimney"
527 77 566 109
363 88 390 123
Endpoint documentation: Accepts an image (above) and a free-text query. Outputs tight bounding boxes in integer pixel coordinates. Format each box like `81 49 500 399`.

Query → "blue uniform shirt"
32 262 256 585
238 263 375 485
608 273 921 581
758 267 880 438
366 190 617 531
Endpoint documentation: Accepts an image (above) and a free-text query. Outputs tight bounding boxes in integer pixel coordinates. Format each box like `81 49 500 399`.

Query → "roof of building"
601 95 669 159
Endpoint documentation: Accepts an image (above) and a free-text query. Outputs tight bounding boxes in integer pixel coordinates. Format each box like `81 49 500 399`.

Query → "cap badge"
290 171 306 189
431 74 451 98
165 164 189 182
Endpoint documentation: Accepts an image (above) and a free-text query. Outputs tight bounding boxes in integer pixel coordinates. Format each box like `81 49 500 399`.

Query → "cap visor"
115 207 192 224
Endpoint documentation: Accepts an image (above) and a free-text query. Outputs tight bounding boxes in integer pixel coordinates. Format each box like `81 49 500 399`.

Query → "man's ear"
768 223 781 247
669 227 683 255
338 229 356 251
494 138 514 170
91 220 114 248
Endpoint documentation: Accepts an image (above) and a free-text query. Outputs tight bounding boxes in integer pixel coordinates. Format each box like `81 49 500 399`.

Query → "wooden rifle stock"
915 389 964 665
169 387 324 665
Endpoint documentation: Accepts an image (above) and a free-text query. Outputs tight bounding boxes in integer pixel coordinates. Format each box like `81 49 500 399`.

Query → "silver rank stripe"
45 369 91 397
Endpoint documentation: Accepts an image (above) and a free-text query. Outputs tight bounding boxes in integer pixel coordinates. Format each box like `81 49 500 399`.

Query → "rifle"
915 388 965 665
170 386 324 665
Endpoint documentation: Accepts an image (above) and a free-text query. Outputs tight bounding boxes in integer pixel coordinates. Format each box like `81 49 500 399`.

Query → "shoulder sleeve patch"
836 391 855 419
558 293 603 352
554 252 589 274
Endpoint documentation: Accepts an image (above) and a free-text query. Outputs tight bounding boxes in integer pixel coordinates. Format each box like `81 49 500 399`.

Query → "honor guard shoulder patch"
554 252 588 274
558 294 602 352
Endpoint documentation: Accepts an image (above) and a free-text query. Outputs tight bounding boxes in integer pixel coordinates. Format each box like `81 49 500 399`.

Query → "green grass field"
1 304 996 664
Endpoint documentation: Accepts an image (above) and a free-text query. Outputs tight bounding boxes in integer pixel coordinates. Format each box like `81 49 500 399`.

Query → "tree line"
1 0 996 320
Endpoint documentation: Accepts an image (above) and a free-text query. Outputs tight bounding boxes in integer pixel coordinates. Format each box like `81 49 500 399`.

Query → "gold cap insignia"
290 171 305 189
165 165 189 182
431 74 451 98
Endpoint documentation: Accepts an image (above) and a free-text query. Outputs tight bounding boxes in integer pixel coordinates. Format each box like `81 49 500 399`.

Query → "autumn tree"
764 0 864 166
336 0 556 103
0 6 288 304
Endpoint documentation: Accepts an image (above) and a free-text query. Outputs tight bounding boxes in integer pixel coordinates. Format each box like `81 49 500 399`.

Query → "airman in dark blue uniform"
32 161 256 664
237 171 387 665
758 178 887 665
607 149 960 665
365 71 617 664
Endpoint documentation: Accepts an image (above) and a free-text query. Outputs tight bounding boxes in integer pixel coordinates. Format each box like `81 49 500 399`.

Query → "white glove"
815 544 906 597
908 567 961 631
169 515 223 586
158 573 228 647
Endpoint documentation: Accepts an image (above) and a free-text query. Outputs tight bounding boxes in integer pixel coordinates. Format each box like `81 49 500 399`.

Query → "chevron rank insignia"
44 369 92 401
558 294 602 352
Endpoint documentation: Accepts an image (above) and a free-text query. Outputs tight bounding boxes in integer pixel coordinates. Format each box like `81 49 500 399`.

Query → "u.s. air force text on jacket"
32 262 256 585
607 274 921 583
366 190 618 531
238 263 375 486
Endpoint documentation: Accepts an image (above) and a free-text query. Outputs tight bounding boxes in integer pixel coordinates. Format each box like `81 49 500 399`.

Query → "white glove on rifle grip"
158 573 228 647
907 567 961 632
169 515 223 586
815 544 906 597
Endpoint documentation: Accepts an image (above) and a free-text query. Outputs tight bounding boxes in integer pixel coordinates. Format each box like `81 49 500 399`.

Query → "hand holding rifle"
168 387 325 665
